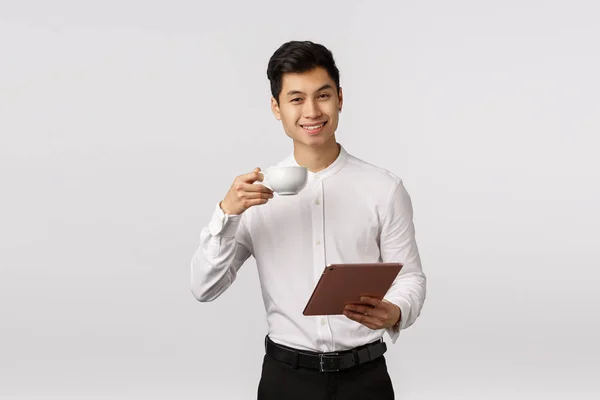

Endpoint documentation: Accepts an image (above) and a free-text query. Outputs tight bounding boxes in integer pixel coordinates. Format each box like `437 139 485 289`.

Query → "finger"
240 191 274 200
238 169 263 183
344 304 383 319
232 182 272 196
343 310 384 330
240 198 270 208
361 322 380 330
244 183 274 194
358 296 383 307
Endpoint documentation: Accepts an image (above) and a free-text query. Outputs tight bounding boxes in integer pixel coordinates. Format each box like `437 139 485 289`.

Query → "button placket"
312 181 326 278
312 180 329 346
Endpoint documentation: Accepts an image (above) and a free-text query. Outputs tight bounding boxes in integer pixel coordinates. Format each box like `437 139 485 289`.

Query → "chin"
298 134 334 148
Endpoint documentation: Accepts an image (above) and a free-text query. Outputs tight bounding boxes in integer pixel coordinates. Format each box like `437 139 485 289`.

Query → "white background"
1 0 599 399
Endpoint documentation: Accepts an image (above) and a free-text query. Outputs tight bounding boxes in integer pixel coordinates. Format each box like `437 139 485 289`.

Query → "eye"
290 98 302 103
319 93 331 99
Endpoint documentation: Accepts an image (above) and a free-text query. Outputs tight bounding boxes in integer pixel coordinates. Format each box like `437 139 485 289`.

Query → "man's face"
271 67 343 148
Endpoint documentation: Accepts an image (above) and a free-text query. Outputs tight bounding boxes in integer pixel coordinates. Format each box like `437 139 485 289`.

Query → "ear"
271 97 281 120
338 87 344 111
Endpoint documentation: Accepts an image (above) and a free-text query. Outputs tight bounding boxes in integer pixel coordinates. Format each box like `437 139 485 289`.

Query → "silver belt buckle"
319 352 340 372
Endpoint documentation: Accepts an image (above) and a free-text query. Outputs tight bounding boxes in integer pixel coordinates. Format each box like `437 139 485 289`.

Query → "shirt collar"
279 143 348 181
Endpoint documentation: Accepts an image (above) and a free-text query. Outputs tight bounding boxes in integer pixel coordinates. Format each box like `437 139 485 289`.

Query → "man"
191 40 426 399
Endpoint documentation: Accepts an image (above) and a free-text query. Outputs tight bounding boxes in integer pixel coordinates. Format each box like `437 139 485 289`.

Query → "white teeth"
303 124 323 130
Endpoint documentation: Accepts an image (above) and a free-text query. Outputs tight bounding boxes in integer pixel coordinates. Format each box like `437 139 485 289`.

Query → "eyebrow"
286 84 334 97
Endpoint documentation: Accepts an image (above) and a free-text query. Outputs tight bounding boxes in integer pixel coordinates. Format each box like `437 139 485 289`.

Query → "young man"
191 41 426 399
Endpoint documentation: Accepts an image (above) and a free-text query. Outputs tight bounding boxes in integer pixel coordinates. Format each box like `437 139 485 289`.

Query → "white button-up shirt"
191 145 426 352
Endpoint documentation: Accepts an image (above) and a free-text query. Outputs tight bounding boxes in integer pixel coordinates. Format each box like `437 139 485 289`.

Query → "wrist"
219 201 232 215
393 305 401 327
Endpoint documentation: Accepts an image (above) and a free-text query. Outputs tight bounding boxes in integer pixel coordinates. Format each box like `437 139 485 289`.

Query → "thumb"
253 167 264 182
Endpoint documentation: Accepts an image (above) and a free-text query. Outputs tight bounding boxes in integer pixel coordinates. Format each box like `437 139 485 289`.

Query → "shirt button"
316 240 321 245
321 318 327 326
315 199 320 205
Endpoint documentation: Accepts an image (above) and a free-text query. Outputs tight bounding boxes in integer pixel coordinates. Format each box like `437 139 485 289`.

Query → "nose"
302 99 322 119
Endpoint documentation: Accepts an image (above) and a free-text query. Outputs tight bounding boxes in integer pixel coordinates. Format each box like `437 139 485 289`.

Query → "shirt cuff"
384 296 412 344
207 202 242 238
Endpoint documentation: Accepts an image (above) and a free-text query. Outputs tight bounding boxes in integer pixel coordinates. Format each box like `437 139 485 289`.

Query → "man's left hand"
343 297 401 330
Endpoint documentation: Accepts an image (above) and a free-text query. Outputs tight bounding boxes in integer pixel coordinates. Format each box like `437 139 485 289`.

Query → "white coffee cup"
260 166 308 195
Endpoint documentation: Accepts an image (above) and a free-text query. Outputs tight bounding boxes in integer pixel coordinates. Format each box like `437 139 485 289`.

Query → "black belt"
265 336 387 373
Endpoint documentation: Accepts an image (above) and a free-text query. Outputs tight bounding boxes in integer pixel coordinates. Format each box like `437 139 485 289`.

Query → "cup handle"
258 171 273 191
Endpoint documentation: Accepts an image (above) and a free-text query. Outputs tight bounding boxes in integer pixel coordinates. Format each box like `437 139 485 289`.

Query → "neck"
293 137 340 173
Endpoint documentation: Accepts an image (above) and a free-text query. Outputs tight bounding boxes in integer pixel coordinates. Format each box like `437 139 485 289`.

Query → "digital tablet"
302 262 403 316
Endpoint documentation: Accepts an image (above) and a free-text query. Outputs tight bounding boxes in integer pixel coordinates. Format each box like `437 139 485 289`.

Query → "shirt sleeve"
380 180 427 343
190 202 253 302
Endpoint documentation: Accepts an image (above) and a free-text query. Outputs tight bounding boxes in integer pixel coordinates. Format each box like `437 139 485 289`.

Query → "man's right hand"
220 168 274 215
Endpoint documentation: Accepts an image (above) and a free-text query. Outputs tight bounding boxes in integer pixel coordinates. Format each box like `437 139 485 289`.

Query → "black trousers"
257 352 395 400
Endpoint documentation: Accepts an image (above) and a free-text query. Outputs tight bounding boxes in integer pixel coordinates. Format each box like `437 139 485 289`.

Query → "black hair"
266 40 340 103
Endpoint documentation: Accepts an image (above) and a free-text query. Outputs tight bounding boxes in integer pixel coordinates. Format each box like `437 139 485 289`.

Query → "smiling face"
271 67 343 149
